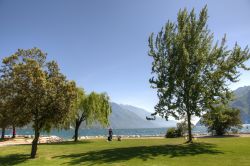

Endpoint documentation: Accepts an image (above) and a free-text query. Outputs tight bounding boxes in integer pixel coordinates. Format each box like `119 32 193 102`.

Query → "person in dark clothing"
108 128 113 141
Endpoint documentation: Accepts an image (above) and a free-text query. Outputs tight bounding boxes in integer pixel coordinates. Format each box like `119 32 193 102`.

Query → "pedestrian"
108 128 113 141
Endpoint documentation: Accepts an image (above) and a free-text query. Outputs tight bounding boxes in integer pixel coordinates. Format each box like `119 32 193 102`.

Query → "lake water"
4 128 168 139
3 124 250 139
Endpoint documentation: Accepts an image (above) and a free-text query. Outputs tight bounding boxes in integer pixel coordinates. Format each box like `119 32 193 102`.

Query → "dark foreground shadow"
0 141 92 165
198 135 240 138
0 154 29 166
53 142 223 165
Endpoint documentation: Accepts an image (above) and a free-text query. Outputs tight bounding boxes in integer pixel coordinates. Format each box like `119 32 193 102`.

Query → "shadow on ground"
54 142 223 165
0 154 29 166
199 135 240 138
0 141 92 165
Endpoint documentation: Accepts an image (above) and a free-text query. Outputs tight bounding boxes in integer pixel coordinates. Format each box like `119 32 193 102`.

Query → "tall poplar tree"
148 6 250 142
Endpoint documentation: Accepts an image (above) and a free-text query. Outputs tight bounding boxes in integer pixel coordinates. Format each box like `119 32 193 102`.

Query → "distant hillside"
79 102 176 129
108 103 158 129
20 102 176 130
232 86 250 98
108 103 176 129
119 104 177 128
230 86 250 124
196 85 250 126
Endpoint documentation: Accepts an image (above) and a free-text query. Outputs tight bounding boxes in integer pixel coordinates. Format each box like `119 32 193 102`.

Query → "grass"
1 137 250 166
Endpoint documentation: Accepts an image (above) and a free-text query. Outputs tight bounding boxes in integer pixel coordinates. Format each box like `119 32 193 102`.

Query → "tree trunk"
1 127 5 139
74 120 80 142
186 113 192 143
30 129 40 158
12 126 16 138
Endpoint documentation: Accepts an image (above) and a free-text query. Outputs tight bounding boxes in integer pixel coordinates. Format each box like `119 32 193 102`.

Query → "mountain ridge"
231 85 250 124
107 102 176 129
196 85 250 126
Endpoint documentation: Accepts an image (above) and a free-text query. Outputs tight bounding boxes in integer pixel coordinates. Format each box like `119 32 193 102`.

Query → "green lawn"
0 137 250 166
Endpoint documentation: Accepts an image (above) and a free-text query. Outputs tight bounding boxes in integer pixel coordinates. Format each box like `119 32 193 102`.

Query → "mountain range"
80 102 176 129
22 86 250 130
107 103 176 129
89 85 250 129
21 102 176 130
110 85 250 128
195 86 250 126
231 86 250 124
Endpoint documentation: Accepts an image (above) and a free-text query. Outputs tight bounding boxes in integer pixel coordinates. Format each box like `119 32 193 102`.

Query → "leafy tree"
0 107 11 139
71 88 85 141
0 80 29 139
73 88 112 142
10 103 31 138
1 48 77 158
148 6 250 142
0 87 29 139
165 128 177 138
165 120 190 138
201 105 242 136
0 77 12 139
176 120 189 137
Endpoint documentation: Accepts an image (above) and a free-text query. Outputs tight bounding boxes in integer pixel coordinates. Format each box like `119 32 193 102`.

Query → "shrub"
165 128 178 138
176 121 189 137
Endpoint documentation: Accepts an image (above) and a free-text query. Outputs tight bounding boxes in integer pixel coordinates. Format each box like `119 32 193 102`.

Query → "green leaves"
0 48 78 157
0 48 77 132
148 6 250 141
72 88 112 141
201 104 242 135
73 89 112 128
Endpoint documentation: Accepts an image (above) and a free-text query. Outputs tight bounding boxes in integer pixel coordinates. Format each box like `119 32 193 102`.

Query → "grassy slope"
0 137 250 166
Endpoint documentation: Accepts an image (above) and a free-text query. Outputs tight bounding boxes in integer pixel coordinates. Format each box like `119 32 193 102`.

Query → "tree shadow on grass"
0 141 92 165
53 142 223 165
0 154 29 166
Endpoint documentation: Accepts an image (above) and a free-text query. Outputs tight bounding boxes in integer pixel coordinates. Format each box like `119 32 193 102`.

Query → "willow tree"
148 6 250 143
73 89 111 142
1 48 77 158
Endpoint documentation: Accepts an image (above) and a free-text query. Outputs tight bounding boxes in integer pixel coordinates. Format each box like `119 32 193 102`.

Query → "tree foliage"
148 6 250 142
1 48 77 158
0 64 16 139
201 105 242 136
0 93 11 139
165 120 190 138
165 128 177 138
73 88 112 141
176 120 189 137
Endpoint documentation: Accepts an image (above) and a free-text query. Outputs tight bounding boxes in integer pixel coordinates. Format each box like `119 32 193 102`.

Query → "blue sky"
0 0 250 112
